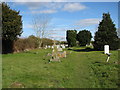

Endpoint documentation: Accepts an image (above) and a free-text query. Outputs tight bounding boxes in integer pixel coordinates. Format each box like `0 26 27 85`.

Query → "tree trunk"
39 39 42 48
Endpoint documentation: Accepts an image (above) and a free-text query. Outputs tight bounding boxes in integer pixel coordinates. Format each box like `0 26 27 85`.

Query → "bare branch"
32 14 52 47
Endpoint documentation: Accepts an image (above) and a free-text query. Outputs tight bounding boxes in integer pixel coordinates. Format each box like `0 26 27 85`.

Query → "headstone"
56 45 60 49
65 44 68 48
63 51 66 57
90 43 93 48
86 44 88 46
61 45 65 49
51 46 54 49
104 45 109 54
58 48 63 51
44 45 47 49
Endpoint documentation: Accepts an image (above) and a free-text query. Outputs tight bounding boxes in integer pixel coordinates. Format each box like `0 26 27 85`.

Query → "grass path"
2 47 119 88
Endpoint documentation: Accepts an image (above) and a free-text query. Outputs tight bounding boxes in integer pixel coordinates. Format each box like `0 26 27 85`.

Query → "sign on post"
104 45 109 54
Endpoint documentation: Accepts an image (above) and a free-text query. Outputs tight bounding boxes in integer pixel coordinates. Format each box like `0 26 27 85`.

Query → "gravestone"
104 45 109 54
58 47 63 51
65 44 68 48
48 46 50 48
50 45 60 62
49 40 67 62
57 51 66 58
51 46 54 49
45 45 47 49
62 45 65 49
56 45 60 48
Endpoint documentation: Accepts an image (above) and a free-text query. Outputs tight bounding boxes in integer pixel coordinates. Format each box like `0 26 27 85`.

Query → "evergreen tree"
2 3 23 53
66 30 77 47
77 30 92 46
94 13 119 50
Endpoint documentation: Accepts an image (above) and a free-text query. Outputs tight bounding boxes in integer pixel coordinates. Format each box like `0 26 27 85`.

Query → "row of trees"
66 30 92 47
2 3 119 54
66 13 119 50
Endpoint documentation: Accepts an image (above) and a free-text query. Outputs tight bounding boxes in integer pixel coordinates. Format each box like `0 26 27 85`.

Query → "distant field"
2 47 119 88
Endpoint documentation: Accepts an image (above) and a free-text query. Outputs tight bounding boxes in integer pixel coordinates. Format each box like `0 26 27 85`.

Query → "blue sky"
7 2 118 41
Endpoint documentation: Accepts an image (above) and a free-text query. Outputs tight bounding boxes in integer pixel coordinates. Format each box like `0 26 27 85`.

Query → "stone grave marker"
48 46 50 48
57 47 63 51
104 45 109 54
61 45 65 49
51 46 54 49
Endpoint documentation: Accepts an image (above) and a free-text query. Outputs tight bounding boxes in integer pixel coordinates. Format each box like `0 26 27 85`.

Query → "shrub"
13 38 39 52
13 36 54 52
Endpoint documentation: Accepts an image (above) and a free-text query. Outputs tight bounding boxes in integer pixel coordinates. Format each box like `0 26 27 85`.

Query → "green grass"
2 47 119 88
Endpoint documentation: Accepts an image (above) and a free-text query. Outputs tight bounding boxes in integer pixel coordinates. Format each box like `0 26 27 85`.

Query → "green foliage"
28 35 40 48
77 30 92 46
60 41 67 44
66 30 77 47
42 38 54 47
2 3 22 53
94 13 119 50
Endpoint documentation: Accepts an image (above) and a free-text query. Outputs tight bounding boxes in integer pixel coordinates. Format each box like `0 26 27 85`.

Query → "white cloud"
7 2 87 14
50 35 66 40
23 24 33 29
11 2 63 14
63 3 87 12
75 18 101 27
31 9 57 14
17 2 62 10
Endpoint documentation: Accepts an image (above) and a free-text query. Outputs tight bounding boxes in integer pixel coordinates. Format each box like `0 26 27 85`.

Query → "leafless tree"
32 14 51 48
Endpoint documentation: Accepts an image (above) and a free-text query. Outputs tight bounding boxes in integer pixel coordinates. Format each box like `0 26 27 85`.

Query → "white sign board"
104 45 109 54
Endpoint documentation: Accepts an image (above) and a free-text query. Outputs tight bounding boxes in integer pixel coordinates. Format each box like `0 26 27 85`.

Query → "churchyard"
2 46 119 88
2 2 120 88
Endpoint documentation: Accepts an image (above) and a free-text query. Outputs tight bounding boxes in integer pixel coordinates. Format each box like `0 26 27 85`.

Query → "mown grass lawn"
2 47 119 88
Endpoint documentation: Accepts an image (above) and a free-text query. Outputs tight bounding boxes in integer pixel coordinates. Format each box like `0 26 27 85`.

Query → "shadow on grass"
92 61 119 66
68 47 95 52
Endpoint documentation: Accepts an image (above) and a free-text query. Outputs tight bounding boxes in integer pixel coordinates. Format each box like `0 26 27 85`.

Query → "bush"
13 37 39 52
42 38 54 47
13 36 54 52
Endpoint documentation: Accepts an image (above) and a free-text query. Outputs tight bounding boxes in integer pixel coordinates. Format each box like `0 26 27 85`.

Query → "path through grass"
2 47 119 88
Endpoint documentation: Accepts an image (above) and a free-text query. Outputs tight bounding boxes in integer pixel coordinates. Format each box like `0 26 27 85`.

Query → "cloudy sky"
7 2 118 41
